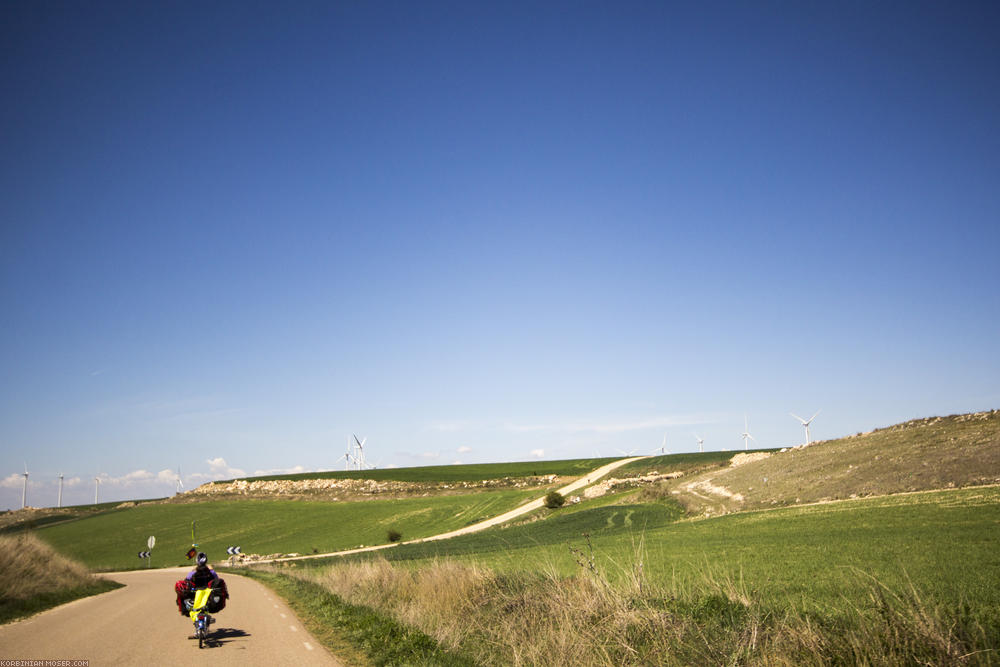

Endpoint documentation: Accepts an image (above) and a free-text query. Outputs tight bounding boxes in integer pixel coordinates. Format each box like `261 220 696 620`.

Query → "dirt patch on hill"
729 452 771 467
582 472 684 499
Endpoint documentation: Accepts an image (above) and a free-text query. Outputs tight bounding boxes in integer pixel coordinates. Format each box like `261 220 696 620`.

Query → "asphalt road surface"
0 567 342 666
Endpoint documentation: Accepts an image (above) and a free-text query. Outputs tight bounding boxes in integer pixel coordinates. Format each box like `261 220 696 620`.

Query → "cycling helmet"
196 552 208 567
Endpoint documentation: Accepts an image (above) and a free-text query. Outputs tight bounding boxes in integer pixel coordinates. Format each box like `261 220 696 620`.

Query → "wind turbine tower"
352 434 368 470
741 415 757 451
694 434 704 453
175 467 184 495
58 473 64 508
21 464 28 509
791 411 821 446
94 476 100 504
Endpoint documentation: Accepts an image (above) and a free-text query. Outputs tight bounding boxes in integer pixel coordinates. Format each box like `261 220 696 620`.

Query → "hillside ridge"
660 409 1000 516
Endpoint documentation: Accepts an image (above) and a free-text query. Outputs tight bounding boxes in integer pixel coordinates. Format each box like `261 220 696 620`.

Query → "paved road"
0 568 342 666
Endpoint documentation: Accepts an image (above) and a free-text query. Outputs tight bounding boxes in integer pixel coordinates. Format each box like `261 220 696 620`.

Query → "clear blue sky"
2 1 998 508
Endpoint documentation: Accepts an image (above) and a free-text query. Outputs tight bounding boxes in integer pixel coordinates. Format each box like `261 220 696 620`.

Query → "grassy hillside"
36 488 541 571
661 410 1000 515
312 486 1000 609
20 409 1000 662
0 534 121 623
281 485 1000 665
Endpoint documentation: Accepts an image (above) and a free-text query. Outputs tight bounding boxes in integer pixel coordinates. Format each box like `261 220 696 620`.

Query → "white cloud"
91 469 170 487
206 458 246 479
530 449 545 459
1 474 23 489
157 469 178 484
456 446 472 454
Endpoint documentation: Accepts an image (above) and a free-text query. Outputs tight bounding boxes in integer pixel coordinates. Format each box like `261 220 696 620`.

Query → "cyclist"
175 552 228 615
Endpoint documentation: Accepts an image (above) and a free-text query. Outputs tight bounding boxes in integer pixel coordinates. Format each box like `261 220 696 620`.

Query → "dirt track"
0 568 342 666
251 456 647 563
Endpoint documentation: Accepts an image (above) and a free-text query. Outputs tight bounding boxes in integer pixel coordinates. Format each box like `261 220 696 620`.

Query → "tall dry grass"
0 533 102 601
286 548 999 666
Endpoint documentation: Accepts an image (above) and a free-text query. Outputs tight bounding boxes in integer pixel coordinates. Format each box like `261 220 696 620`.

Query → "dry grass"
0 533 121 624
668 409 1000 515
286 549 999 666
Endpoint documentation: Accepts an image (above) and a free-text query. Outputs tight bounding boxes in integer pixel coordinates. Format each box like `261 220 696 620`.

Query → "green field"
21 412 1000 662
312 486 1000 615
35 488 541 571
268 484 1000 665
222 457 619 484
616 449 773 475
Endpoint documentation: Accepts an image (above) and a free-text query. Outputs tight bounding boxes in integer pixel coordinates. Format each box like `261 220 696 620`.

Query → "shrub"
387 529 402 542
543 491 565 509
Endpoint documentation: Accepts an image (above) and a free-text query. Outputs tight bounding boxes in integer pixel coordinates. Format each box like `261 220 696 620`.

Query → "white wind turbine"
336 450 353 471
58 472 64 508
740 415 757 451
694 434 704 453
352 434 369 470
791 410 821 446
653 433 669 455
21 463 29 509
175 467 184 495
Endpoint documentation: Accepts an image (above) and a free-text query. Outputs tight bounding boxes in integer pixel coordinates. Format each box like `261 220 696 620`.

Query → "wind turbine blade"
353 434 362 447
790 412 807 424
809 410 821 423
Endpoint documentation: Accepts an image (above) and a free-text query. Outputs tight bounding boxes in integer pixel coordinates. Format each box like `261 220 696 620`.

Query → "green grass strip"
239 569 474 667
0 579 123 625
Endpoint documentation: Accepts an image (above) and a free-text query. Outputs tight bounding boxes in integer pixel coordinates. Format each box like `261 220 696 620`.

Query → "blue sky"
2 2 998 509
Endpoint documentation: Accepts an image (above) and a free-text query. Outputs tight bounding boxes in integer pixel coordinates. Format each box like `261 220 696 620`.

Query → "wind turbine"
694 434 704 453
353 434 366 470
58 473 64 508
740 415 757 451
175 467 184 495
21 463 29 509
616 448 638 457
653 433 669 455
791 410 821 446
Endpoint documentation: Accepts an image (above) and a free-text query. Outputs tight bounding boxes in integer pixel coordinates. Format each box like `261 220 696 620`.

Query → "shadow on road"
201 627 251 648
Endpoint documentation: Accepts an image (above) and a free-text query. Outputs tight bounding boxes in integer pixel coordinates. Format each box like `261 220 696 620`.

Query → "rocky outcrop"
583 471 684 498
